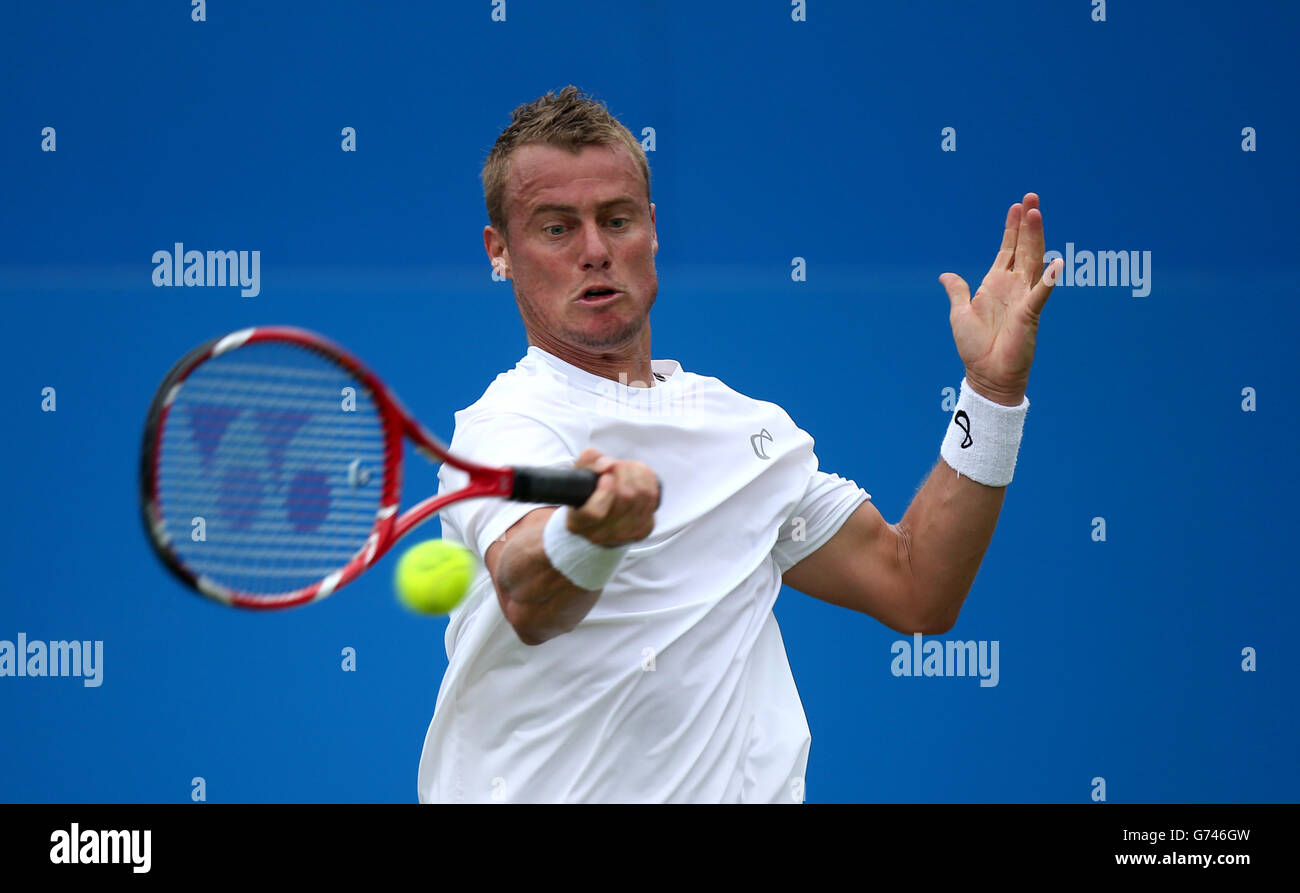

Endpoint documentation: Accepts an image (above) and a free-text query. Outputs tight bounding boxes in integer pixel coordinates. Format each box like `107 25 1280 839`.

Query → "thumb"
938 273 970 312
575 447 615 475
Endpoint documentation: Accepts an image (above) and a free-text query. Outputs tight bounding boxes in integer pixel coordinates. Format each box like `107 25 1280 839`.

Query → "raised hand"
938 193 1063 406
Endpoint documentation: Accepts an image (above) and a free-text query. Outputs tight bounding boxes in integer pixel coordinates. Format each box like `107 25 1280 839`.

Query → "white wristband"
542 508 629 590
939 377 1029 487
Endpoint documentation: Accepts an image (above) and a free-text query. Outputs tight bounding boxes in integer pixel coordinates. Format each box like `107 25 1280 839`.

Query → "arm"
781 458 1005 635
781 499 920 634
894 455 1009 632
486 507 597 646
785 193 1062 633
486 448 659 646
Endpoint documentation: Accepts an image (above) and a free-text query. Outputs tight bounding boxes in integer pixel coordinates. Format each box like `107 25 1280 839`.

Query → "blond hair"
482 86 651 242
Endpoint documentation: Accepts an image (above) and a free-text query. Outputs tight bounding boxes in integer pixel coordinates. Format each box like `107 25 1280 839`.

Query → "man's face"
486 142 658 353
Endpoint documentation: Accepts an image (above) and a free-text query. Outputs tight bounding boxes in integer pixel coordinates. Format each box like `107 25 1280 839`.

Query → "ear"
485 224 509 277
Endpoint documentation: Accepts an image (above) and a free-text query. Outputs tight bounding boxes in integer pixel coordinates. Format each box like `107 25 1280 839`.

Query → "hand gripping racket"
139 326 598 609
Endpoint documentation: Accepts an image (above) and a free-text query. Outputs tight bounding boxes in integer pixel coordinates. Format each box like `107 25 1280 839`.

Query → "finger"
584 469 628 541
608 471 648 539
612 464 657 515
605 464 659 533
628 471 661 537
1027 258 1063 317
1015 195 1044 282
574 471 616 521
1026 192 1045 262
938 272 971 312
989 203 1021 275
638 469 662 514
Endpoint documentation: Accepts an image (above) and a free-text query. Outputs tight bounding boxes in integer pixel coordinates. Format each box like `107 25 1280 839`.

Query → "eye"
608 218 629 229
544 225 566 236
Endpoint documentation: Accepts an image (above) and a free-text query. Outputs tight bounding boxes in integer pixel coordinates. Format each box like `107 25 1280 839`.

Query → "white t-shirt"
416 346 870 803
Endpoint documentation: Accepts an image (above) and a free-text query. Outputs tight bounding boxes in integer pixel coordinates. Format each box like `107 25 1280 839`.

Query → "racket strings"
155 341 389 598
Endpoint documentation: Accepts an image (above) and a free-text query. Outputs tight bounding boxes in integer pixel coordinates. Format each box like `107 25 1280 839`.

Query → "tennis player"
417 86 1061 803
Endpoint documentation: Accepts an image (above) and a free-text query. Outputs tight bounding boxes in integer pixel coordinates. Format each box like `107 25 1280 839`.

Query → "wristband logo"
750 428 773 460
953 411 973 448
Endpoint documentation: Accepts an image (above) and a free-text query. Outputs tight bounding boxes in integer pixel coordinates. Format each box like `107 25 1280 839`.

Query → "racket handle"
511 467 600 507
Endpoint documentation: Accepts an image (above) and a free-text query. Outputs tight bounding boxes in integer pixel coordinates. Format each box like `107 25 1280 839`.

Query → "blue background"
2 0 1296 803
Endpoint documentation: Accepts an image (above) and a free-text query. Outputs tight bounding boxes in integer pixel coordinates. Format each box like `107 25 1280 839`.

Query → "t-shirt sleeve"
436 410 580 560
771 468 872 573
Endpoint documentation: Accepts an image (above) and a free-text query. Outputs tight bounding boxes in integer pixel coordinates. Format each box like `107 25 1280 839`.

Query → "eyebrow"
527 196 640 220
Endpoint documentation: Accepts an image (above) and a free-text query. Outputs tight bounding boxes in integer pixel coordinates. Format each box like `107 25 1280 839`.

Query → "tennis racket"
140 325 598 610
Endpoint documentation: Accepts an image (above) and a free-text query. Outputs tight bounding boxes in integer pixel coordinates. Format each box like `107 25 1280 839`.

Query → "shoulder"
449 357 585 454
453 351 561 419
686 368 801 425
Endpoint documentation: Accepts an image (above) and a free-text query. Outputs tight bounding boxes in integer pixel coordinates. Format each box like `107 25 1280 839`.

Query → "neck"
528 326 655 387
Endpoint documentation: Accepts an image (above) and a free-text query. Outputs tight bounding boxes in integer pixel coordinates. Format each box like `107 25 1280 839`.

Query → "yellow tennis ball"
394 539 477 615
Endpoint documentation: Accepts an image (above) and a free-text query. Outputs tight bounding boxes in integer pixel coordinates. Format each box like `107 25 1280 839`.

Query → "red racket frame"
140 326 527 610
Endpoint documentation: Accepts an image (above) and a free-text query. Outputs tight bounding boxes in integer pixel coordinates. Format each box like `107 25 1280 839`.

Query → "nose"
578 221 612 270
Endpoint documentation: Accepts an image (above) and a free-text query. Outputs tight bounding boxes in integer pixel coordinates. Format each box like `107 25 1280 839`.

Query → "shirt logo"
750 428 773 460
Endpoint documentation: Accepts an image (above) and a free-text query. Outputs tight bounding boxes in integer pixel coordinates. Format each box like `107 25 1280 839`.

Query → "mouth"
577 287 623 305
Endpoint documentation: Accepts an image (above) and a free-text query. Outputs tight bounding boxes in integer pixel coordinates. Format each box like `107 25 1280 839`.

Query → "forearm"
493 510 602 646
489 450 658 646
896 457 1007 633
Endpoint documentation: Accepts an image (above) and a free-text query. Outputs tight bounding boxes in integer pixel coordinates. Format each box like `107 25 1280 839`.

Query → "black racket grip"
510 467 600 507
